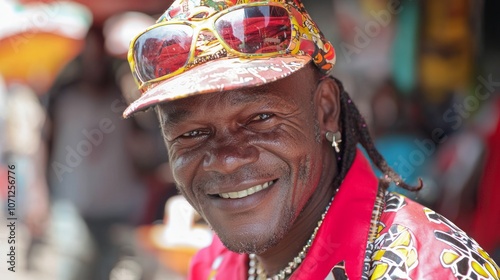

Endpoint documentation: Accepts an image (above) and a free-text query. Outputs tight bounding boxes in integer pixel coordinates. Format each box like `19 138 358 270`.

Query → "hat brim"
123 55 311 118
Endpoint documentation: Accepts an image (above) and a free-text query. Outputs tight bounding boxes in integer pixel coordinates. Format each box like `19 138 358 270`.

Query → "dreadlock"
330 77 423 192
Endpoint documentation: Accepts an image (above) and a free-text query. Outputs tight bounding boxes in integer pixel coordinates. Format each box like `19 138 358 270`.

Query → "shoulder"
368 192 499 279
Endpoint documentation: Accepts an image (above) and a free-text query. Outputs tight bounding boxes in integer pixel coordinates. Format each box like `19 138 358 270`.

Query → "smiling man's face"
157 66 337 254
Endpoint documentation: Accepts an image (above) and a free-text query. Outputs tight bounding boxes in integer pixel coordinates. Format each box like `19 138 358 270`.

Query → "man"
123 0 499 279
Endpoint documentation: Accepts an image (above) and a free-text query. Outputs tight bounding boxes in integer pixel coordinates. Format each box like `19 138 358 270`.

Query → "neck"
254 165 338 276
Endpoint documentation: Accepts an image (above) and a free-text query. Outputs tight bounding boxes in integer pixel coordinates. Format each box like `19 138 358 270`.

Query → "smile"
218 180 276 199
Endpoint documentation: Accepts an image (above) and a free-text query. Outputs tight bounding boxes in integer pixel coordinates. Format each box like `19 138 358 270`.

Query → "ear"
313 77 341 135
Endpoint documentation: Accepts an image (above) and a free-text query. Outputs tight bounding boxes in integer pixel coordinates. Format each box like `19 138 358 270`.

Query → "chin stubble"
219 204 296 255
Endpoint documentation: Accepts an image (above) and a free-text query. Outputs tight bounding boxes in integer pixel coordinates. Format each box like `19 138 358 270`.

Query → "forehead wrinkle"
160 86 295 127
197 88 288 112
225 87 296 112
226 88 271 106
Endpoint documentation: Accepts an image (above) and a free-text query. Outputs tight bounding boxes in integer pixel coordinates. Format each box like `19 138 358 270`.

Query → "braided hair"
330 77 423 192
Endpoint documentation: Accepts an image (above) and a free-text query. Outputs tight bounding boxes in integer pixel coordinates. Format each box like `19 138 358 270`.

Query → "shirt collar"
292 149 380 279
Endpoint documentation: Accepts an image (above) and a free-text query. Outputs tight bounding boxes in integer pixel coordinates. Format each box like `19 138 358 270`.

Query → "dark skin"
157 65 341 275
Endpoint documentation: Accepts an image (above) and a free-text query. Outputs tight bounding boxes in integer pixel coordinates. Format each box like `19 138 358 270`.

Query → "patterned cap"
123 0 336 118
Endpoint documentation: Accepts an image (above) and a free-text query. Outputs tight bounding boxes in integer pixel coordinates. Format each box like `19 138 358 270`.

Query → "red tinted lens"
133 24 193 82
215 6 291 54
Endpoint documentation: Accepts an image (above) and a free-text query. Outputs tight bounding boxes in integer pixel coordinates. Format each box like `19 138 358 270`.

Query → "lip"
207 179 278 213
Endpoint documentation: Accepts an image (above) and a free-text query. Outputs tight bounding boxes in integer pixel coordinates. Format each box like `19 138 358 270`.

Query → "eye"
245 112 276 132
169 128 210 148
181 130 208 138
250 113 274 122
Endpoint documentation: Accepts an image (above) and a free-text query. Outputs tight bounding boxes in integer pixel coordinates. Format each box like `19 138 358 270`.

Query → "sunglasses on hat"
128 2 318 91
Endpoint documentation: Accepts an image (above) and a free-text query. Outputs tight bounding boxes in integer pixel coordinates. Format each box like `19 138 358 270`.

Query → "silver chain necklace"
247 194 336 280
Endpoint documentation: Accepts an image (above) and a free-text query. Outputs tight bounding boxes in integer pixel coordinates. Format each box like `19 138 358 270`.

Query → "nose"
202 133 259 174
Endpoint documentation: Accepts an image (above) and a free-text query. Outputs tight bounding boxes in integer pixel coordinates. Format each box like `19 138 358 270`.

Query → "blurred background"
0 0 499 279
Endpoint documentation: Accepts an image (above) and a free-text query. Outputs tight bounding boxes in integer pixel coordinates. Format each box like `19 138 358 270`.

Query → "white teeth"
237 190 248 197
218 180 274 199
228 192 238 199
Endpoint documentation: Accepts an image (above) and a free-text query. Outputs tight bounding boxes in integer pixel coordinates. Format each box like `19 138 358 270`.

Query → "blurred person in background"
1 0 182 279
45 25 148 280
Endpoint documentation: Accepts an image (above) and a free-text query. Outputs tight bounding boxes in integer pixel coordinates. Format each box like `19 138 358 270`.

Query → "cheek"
169 151 201 199
296 154 322 193
288 140 325 201
170 153 212 218
171 155 190 184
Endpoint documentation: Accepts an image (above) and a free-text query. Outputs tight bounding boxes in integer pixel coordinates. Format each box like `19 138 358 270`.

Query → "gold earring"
326 131 342 153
